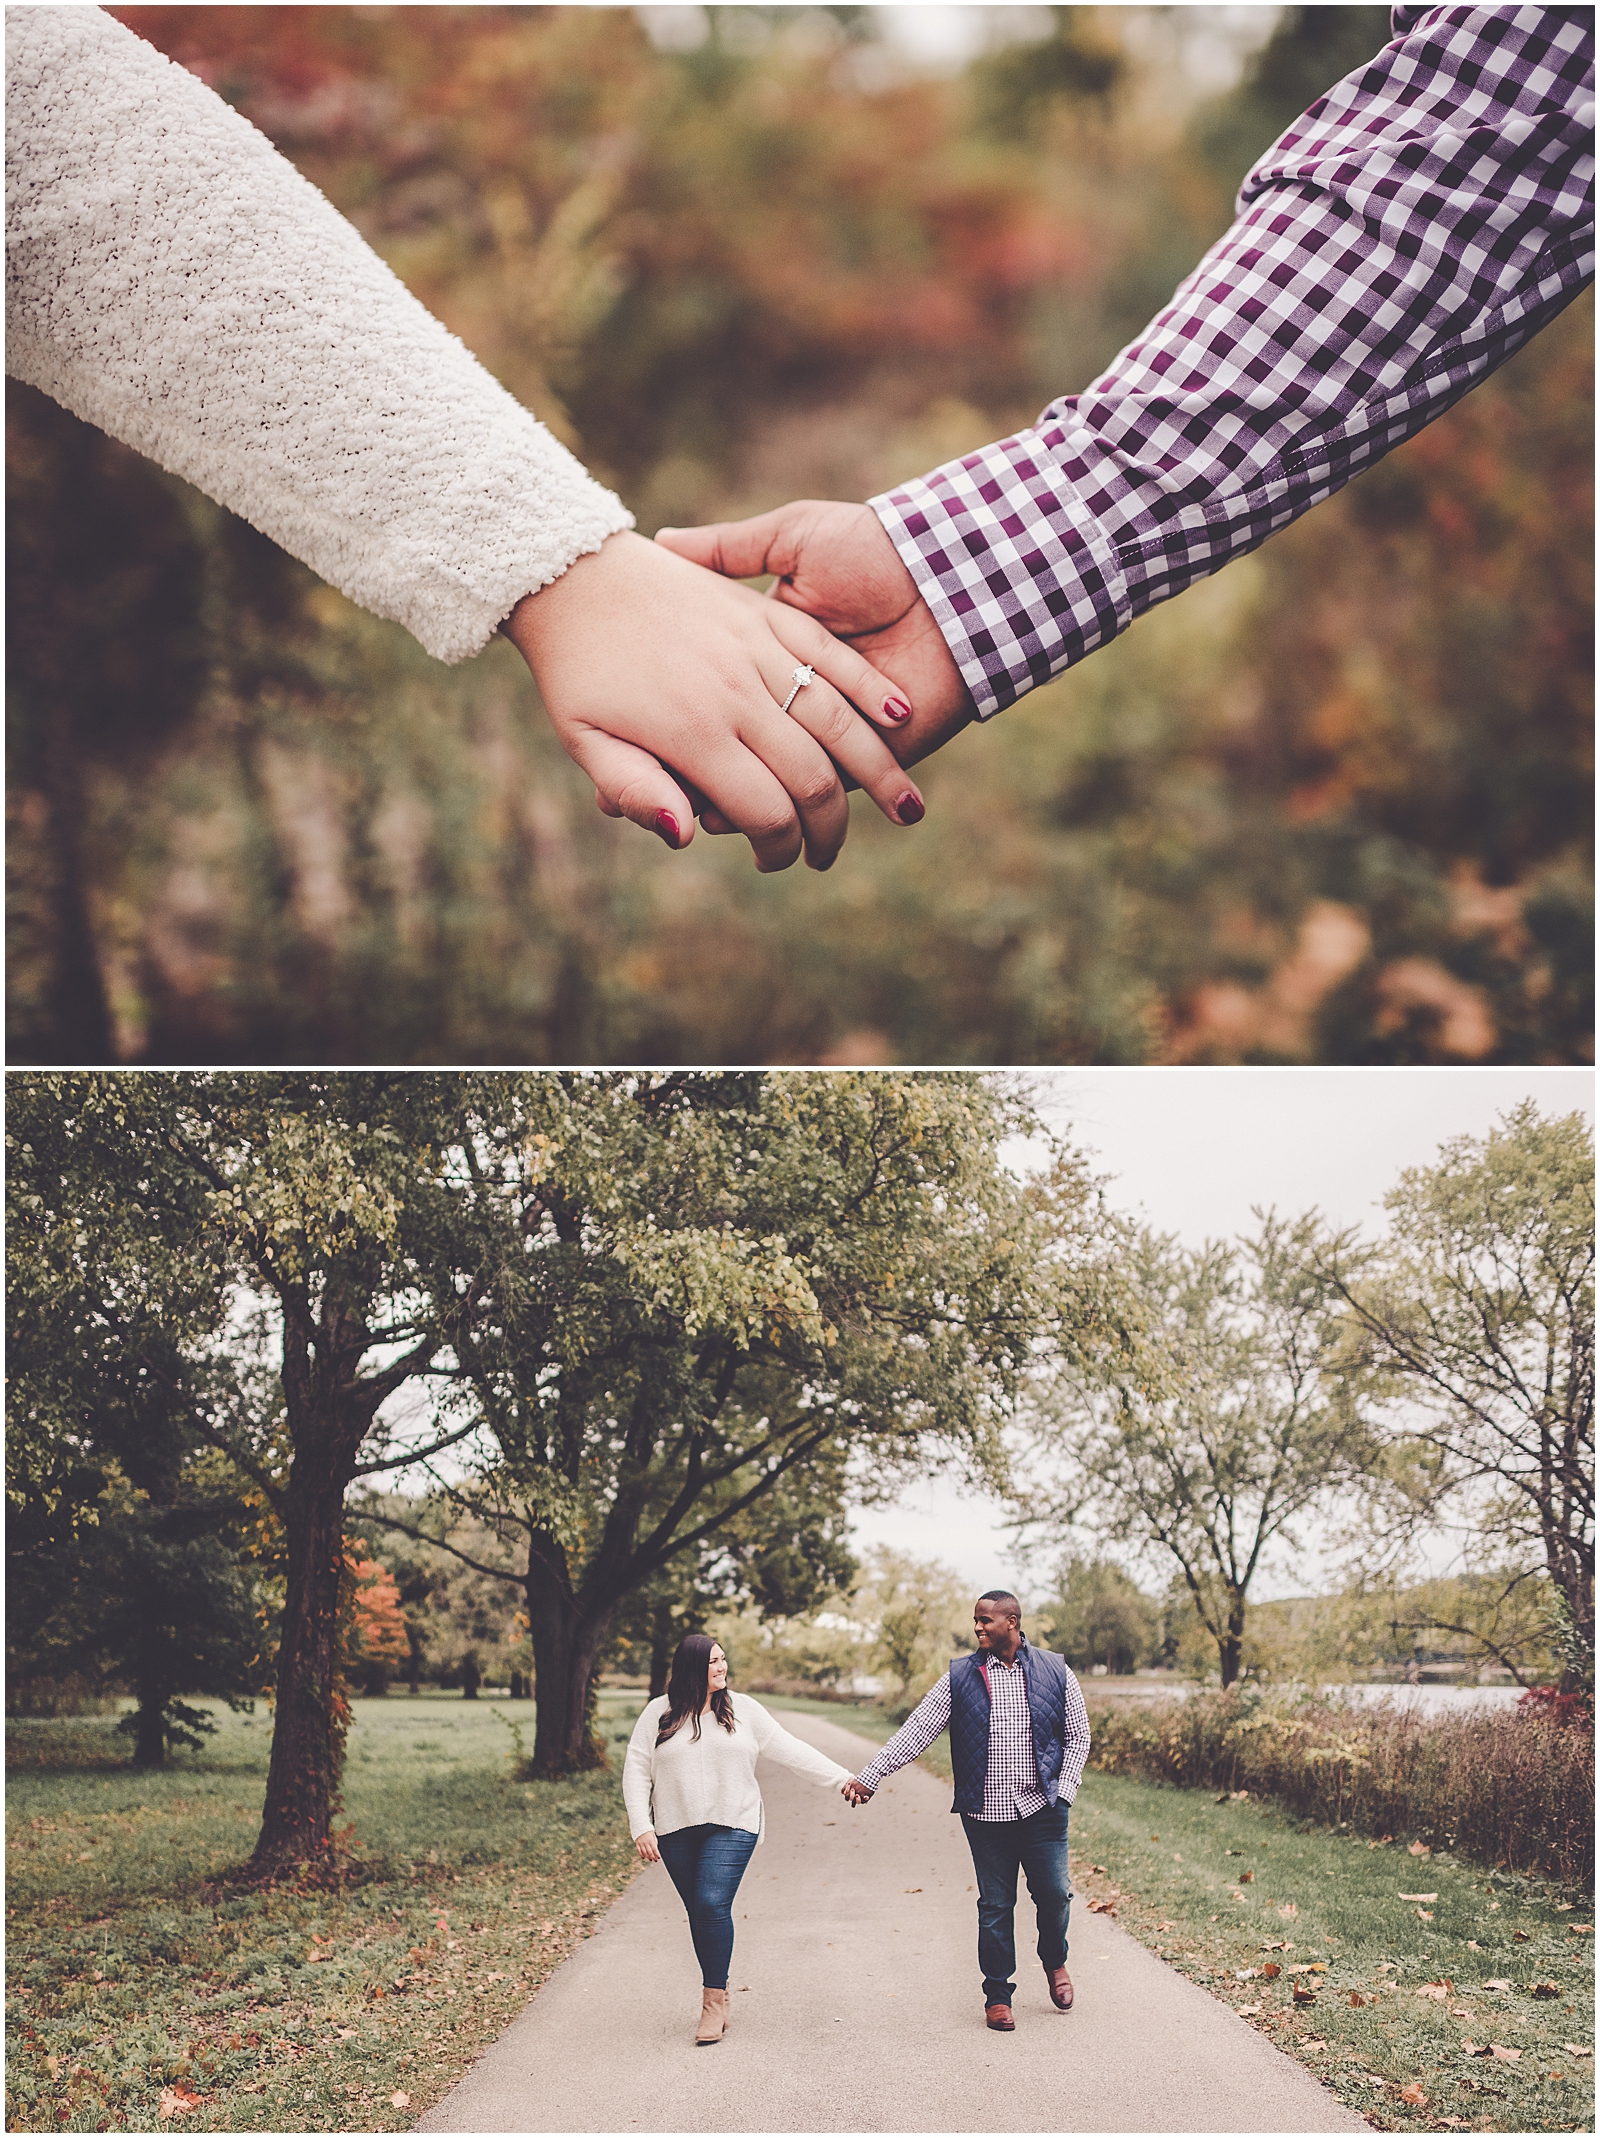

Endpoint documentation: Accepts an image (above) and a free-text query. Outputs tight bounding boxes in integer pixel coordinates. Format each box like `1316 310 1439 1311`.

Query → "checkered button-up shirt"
872 5 1595 719
855 1637 1092 1820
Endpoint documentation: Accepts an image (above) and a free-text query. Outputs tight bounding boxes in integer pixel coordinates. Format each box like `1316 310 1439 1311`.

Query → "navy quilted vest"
947 1642 1070 1815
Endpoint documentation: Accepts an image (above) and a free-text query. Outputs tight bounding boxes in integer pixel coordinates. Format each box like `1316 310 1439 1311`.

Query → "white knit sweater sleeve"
4 5 633 664
737 1696 851 1789
622 1699 665 1839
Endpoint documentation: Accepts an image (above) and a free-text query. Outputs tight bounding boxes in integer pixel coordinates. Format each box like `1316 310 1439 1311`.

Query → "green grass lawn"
6 1692 647 2134
9 1692 1592 2136
760 1696 1595 2134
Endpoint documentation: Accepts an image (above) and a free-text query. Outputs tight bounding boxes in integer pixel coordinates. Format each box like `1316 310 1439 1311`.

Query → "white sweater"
623 1692 850 1844
4 5 632 664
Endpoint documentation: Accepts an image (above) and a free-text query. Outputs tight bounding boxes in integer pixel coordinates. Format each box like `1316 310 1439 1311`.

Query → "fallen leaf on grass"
1415 1908 1434 1921
1512 1929 1530 1941
1408 1841 1432 1857
1569 1923 1594 1933
1466 1940 1481 1950
157 2088 204 2119
1236 1870 1253 1884
1554 1901 1573 1911
1481 1978 1512 1992
1450 2007 1474 2019
1350 1992 1368 2007
1398 2084 1428 2107
1086 1897 1117 1915
1237 2002 1262 2016
335 2028 357 2040
1299 2036 1327 2049
44 2056 62 2077
1292 1984 1318 2005
1285 1962 1327 1975
1532 1980 1559 1998
1277 1901 1297 1919
1261 1963 1282 1979
1397 1892 1439 1903
390 2092 411 2109
1414 1981 1452 2001
1562 2044 1593 2057
1356 2072 1387 2088
1487 2045 1521 2062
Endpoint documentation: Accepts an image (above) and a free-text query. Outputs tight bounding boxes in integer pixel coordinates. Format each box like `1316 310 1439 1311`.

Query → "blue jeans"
960 1800 1072 2005
656 1823 759 1990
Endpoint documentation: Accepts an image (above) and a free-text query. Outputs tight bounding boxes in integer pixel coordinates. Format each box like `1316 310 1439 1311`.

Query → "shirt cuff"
870 431 1130 720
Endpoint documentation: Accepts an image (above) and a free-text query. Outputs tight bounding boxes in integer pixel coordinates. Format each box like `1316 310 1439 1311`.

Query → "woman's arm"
621 1705 658 1841
5 4 625 666
737 1697 852 1788
4 6 927 870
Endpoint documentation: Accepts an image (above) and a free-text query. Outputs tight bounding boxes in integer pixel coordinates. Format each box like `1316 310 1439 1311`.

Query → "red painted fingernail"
895 792 925 826
654 810 680 848
883 696 912 723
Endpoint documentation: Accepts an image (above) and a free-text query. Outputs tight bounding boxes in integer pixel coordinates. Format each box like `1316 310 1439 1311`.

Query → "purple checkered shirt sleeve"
872 5 1596 719
854 1672 952 1794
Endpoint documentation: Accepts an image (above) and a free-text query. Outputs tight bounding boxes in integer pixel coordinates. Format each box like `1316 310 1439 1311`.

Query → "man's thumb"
655 511 791 582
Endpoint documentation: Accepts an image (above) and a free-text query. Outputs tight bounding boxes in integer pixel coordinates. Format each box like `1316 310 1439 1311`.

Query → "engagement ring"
778 664 815 716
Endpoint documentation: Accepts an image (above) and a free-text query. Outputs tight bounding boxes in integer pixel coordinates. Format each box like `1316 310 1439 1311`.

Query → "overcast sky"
850 1067 1594 1595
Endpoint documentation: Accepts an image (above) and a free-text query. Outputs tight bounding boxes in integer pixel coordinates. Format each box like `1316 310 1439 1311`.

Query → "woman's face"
707 1644 729 1692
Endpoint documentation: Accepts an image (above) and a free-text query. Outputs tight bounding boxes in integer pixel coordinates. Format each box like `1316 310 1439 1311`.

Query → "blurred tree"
851 1545 976 1709
605 1461 856 1695
1319 1102 1595 1691
5 1072 509 1868
364 1072 1112 1774
1026 1214 1378 1684
1037 1555 1159 1676
344 1553 409 1696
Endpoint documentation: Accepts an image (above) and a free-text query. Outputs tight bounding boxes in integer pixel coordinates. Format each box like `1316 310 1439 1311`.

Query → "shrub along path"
420 1711 1367 2135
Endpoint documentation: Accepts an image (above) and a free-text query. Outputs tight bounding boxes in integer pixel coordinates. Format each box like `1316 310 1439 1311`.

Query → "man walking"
844 1591 1091 2031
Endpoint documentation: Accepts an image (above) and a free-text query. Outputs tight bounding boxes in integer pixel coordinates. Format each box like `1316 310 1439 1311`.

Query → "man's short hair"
977 1589 1021 1616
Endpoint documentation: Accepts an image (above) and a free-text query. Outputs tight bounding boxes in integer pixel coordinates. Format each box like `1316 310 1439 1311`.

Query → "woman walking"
623 1634 854 2044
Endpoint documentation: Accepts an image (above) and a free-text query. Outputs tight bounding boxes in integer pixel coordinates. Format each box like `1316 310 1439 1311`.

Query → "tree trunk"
129 1686 168 1769
1218 1591 1247 1688
649 1599 675 1700
252 1444 351 1872
527 1582 612 1778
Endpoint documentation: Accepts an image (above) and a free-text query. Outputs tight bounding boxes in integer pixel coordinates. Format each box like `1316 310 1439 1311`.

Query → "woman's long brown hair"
656 1633 736 1745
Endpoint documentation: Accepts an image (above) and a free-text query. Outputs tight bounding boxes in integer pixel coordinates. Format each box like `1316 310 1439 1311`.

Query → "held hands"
656 501 977 778
840 1776 874 1807
635 1829 662 1863
503 530 927 873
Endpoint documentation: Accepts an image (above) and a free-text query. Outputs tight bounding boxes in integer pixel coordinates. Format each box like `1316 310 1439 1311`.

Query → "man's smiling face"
973 1597 1019 1651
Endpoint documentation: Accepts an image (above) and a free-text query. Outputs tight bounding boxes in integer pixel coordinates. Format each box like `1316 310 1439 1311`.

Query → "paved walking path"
419 1713 1366 2133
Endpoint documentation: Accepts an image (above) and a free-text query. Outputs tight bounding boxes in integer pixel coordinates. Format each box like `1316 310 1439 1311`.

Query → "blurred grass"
5 1692 645 2133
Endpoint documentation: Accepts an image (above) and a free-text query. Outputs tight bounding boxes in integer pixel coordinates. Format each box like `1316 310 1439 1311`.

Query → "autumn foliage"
6 6 1590 1063
1086 1687 1595 1890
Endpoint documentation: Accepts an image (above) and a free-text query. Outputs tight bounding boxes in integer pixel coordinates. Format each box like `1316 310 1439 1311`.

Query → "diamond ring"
778 664 815 716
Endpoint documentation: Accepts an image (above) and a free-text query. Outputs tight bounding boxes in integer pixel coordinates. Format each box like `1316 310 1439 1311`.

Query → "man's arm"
664 5 1594 748
847 1673 954 1799
1058 1663 1091 1805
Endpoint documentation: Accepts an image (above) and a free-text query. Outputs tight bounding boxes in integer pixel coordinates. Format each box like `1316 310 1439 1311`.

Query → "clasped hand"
507 507 977 872
505 530 929 874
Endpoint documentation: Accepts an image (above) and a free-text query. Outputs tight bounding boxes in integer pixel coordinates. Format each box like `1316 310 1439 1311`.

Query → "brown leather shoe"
985 2002 1016 2031
1044 1964 1074 2010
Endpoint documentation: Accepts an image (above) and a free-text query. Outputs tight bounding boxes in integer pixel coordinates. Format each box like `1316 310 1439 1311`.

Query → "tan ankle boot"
695 1987 730 2044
